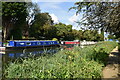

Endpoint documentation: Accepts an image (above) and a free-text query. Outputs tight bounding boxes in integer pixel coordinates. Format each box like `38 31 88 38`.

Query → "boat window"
38 42 41 45
26 42 31 45
20 43 24 45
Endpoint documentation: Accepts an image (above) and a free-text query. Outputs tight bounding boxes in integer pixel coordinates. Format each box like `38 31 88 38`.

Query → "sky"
36 2 109 37
36 2 83 30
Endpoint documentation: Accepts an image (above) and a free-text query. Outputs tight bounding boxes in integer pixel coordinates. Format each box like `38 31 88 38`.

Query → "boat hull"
1 40 60 52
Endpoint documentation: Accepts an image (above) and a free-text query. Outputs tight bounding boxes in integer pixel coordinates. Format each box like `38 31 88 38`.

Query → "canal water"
2 47 60 63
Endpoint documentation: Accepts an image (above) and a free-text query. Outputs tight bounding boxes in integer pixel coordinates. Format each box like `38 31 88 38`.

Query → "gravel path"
102 46 120 79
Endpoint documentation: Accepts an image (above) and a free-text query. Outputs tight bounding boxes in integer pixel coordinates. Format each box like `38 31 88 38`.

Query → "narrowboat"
8 40 60 47
60 41 80 50
0 40 60 52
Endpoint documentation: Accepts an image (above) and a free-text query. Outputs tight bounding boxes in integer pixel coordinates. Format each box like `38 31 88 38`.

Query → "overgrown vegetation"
3 41 117 78
118 43 120 52
118 38 120 52
70 2 120 39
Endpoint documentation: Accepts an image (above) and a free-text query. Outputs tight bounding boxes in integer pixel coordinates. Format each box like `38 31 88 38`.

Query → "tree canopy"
29 12 54 39
2 2 27 41
2 2 105 41
2 2 40 41
70 2 120 38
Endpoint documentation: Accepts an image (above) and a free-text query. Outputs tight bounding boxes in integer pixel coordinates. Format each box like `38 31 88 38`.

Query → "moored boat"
60 41 80 49
0 40 60 52
8 40 59 47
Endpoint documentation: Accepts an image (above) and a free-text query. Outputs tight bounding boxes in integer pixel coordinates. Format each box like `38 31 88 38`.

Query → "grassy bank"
4 41 117 78
118 42 120 52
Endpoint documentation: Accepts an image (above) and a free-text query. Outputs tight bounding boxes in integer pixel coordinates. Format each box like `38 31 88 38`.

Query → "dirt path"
102 46 120 79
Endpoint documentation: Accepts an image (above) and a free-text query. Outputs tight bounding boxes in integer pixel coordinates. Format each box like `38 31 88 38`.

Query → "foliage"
118 38 120 42
2 2 28 41
52 38 58 41
118 41 120 52
2 2 41 40
22 2 40 39
82 30 103 41
53 23 103 41
108 34 116 40
10 27 22 40
4 41 117 78
2 2 105 41
54 23 73 40
29 13 54 39
118 43 120 52
70 2 120 38
72 29 104 41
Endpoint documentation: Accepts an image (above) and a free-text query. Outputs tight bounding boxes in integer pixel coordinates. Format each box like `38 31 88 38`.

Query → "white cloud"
69 13 84 30
69 14 80 23
50 14 59 23
39 2 61 10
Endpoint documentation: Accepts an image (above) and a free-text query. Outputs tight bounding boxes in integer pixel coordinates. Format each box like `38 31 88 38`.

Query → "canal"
2 47 60 63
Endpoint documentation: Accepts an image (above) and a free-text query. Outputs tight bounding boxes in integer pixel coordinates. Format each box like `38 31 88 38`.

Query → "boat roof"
9 41 56 42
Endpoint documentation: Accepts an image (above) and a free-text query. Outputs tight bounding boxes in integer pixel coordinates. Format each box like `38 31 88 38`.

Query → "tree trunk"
3 27 6 42
3 22 13 42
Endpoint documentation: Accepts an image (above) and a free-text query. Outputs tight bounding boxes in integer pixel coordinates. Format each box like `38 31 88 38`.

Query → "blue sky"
31 0 108 38
36 2 83 30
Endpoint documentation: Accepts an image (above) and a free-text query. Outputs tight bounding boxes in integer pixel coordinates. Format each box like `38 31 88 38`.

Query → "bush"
118 42 120 52
4 41 117 78
52 38 58 41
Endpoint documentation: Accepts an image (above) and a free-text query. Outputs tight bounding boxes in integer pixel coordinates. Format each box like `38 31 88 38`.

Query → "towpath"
102 46 120 79
0 54 2 79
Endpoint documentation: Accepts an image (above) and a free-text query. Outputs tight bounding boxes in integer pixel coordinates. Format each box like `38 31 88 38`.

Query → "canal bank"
1 45 61 79
3 41 117 78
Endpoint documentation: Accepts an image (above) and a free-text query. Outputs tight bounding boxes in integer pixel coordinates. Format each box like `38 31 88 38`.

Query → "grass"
118 42 120 52
4 41 117 78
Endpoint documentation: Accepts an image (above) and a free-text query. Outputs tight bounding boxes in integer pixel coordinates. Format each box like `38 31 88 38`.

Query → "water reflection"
2 47 60 63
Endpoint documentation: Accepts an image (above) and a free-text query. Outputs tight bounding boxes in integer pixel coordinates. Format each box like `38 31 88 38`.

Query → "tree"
2 2 27 41
70 2 120 38
71 29 81 40
54 23 73 40
42 23 57 40
29 13 53 39
76 29 103 41
108 34 116 40
22 2 40 39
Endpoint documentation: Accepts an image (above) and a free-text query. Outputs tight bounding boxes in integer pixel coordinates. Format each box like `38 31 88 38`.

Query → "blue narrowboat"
8 41 60 47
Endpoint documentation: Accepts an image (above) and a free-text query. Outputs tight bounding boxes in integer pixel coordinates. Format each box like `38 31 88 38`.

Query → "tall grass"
118 42 120 52
4 41 117 78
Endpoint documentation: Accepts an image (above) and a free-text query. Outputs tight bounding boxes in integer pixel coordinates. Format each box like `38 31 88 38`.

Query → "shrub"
4 41 117 78
118 42 120 52
52 38 58 41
